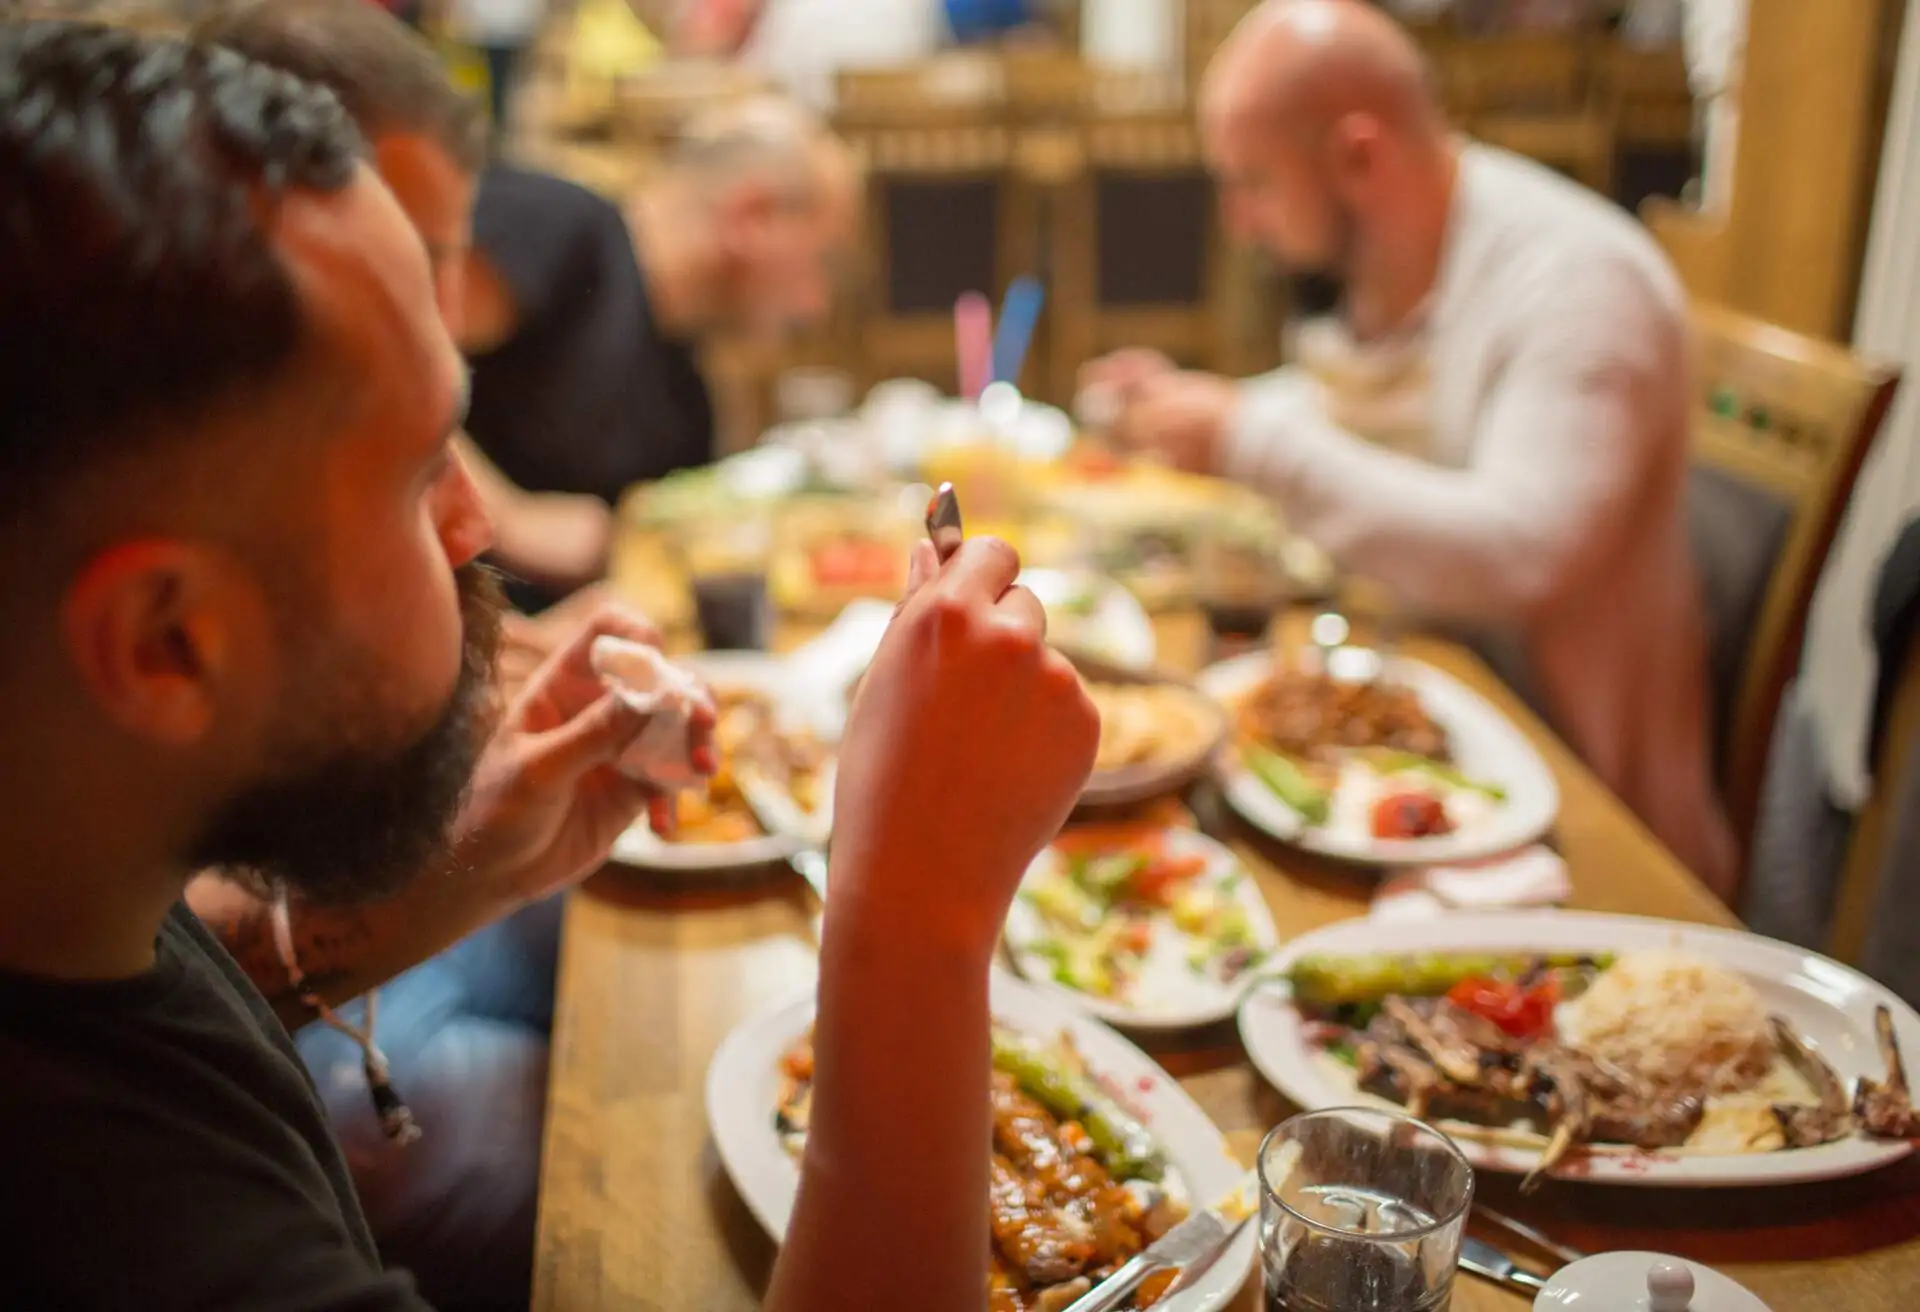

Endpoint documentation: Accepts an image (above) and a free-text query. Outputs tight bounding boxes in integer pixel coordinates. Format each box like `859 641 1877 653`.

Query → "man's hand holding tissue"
454 603 717 909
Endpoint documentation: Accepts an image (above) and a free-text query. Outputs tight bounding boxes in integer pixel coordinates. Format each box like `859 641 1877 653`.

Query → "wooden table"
533 595 1920 1311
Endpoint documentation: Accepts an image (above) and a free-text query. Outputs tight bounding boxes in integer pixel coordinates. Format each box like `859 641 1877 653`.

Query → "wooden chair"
1000 49 1092 122
1185 0 1261 95
610 61 770 155
1641 194 1730 300
1437 33 1617 195
1044 107 1244 405
1685 301 1901 866
1827 631 1920 968
1593 42 1695 154
835 56 1007 124
832 71 1039 395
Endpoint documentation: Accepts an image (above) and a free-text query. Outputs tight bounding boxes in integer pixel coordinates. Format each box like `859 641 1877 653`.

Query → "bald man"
1086 0 1735 893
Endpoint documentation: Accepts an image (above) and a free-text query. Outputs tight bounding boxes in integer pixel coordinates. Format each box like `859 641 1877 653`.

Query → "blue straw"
991 276 1045 388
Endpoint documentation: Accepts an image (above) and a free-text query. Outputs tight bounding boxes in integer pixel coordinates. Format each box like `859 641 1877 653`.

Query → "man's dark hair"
197 0 489 175
0 19 365 519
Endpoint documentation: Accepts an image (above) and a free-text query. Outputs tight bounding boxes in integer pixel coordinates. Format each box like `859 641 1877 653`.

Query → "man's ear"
1328 110 1385 189
60 540 238 748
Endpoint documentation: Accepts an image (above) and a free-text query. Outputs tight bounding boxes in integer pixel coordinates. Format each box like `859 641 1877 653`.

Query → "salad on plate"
1006 803 1278 1028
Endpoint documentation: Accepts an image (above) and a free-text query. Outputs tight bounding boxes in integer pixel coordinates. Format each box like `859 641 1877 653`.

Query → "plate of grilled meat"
1239 912 1920 1189
1198 652 1558 866
708 970 1256 1310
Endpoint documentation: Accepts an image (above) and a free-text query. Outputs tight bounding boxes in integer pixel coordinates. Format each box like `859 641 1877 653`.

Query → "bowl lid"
1535 1253 1771 1312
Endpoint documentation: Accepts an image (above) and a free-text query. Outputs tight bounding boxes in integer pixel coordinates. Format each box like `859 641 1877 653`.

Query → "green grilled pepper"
1285 951 1615 1009
1361 750 1509 801
1242 746 1332 825
991 1031 1166 1182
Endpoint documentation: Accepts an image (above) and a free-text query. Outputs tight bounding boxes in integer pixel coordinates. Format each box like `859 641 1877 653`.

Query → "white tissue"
1369 845 1572 921
589 636 715 791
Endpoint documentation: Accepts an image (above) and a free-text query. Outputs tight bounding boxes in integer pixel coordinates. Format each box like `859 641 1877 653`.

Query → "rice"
1560 951 1776 1095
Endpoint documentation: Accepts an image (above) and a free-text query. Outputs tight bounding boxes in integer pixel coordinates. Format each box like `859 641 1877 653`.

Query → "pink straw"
955 291 992 402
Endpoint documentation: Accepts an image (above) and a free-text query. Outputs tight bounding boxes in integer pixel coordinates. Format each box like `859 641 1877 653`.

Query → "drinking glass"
1258 1108 1475 1312
1193 518 1292 663
678 516 773 651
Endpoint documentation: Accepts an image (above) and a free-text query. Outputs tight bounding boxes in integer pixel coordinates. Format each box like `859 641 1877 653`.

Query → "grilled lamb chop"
1544 1048 1703 1149
1382 997 1496 1086
1589 1093 1705 1149
1855 1005 1920 1139
1769 1015 1853 1148
1355 1037 1445 1119
1519 1047 1593 1194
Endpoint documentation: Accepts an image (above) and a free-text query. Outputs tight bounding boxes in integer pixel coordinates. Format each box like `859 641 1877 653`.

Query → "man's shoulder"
0 921 420 1311
475 165 625 239
1454 146 1681 309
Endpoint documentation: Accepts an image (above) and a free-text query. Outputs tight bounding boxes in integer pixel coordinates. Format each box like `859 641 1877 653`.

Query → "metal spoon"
734 765 830 905
925 481 964 563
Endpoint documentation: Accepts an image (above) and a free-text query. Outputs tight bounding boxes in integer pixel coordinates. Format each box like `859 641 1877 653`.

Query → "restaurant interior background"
490 9 1920 1307
22 1 1920 1308
501 0 1920 911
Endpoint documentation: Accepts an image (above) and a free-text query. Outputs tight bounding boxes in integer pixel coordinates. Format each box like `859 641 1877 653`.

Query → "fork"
735 767 830 904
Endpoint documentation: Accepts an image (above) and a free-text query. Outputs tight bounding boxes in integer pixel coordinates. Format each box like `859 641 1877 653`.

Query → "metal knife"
1459 1236 1549 1294
1474 1204 1588 1268
1060 1171 1258 1312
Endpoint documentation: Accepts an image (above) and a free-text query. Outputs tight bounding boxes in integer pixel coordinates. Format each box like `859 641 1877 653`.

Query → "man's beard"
1286 268 1346 320
1281 201 1359 321
191 563 506 907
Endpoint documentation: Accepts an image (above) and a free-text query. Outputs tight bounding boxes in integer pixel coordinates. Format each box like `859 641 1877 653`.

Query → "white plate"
609 651 839 874
1197 653 1559 866
1006 828 1280 1031
706 970 1256 1309
1021 568 1158 670
1238 911 1920 1188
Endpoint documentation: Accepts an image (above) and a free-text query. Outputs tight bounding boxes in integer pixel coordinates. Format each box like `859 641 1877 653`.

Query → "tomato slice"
1129 854 1208 906
1371 791 1453 840
1445 974 1558 1039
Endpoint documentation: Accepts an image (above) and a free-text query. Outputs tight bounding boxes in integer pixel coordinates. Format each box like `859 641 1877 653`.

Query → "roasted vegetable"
1371 791 1454 840
1242 745 1332 824
1362 749 1509 801
1031 933 1116 998
1286 951 1614 1009
991 1031 1166 1182
1446 975 1559 1040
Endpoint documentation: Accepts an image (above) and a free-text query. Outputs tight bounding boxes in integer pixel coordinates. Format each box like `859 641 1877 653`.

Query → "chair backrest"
611 65 769 154
1687 300 1901 859
1593 42 1693 150
1044 110 1233 403
1470 113 1615 194
832 78 1033 395
1436 33 1591 116
1438 34 1615 194
1000 49 1091 122
1828 624 1920 975
1184 0 1261 101
835 56 1008 126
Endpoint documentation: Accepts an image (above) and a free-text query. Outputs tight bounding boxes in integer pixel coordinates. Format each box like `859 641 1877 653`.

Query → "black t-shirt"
465 166 716 507
0 903 428 1311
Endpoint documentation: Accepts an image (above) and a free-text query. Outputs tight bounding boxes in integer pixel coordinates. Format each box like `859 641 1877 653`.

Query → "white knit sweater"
1226 145 1736 889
